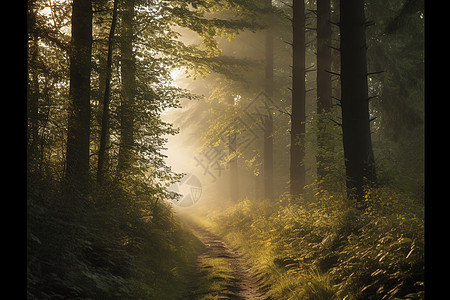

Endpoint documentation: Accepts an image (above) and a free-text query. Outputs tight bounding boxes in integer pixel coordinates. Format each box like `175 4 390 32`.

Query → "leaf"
405 248 414 259
378 252 389 263
371 269 386 277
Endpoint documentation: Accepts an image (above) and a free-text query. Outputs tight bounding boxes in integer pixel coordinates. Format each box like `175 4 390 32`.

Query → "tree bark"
97 0 119 184
316 0 333 183
65 0 92 201
117 0 136 175
340 0 376 201
290 0 306 197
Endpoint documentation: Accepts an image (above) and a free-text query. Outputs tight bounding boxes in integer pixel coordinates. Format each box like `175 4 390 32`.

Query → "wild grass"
187 256 238 300
197 185 424 299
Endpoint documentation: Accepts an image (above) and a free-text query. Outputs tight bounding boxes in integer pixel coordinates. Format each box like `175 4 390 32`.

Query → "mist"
28 0 425 298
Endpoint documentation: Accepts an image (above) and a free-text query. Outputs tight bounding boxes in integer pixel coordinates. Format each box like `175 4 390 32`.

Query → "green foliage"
205 185 424 299
27 174 204 299
365 0 424 198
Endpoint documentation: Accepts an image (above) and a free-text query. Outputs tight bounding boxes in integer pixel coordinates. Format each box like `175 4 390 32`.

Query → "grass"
186 185 424 299
189 257 237 299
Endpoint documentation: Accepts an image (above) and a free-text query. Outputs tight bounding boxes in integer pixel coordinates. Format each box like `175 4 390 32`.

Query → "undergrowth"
27 175 204 299
201 185 424 300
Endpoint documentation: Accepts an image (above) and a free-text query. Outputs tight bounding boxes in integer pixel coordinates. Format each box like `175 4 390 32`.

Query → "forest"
27 0 425 299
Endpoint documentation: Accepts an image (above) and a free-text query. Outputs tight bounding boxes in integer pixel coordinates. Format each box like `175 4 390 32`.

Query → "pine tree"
264 0 274 201
316 0 333 184
65 0 93 202
339 0 376 201
290 0 306 196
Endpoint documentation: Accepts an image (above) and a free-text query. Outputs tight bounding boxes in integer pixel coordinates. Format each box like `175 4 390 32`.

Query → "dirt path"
185 223 270 300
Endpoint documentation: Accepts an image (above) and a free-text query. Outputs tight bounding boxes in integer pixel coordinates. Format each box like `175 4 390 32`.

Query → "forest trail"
183 221 270 300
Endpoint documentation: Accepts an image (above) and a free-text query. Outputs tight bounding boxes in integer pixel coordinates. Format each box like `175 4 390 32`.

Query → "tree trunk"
263 0 274 201
290 0 306 197
65 0 92 201
117 0 136 175
316 0 333 184
97 0 119 184
340 0 376 201
27 3 40 174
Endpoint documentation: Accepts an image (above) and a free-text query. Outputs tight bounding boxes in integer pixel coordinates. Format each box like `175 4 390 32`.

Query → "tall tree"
316 0 333 184
97 0 119 184
27 1 40 173
117 0 136 175
264 0 274 201
65 0 93 201
339 0 376 201
290 0 306 196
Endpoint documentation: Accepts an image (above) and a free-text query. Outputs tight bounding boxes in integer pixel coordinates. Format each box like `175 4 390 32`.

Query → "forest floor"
181 219 271 300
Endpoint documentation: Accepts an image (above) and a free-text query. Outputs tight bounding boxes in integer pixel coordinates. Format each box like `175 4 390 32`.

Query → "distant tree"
64 0 93 202
384 0 423 34
97 0 119 184
27 1 40 173
228 95 239 202
290 0 306 196
264 0 274 201
117 0 136 175
339 0 376 201
366 0 424 194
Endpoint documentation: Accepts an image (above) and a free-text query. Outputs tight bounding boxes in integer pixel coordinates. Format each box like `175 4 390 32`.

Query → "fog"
161 70 238 211
28 0 425 298
160 13 313 213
